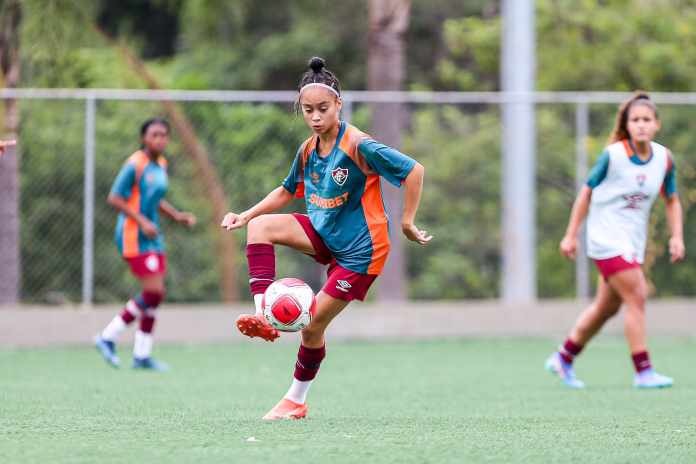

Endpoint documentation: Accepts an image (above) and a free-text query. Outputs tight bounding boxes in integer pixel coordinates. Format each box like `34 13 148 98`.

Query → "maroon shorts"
593 255 640 280
292 213 377 302
124 252 167 278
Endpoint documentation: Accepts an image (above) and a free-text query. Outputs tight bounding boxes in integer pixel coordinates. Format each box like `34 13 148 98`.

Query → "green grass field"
2 337 695 463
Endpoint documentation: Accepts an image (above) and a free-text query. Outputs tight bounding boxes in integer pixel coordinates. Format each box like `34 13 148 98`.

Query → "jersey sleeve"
586 150 610 189
281 147 305 198
110 162 136 199
661 153 677 198
357 139 416 188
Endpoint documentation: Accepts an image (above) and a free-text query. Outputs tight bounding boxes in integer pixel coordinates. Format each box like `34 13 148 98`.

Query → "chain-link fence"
3 90 696 304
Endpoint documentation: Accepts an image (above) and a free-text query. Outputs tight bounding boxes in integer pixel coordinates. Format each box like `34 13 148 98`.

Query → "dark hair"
608 92 659 144
297 57 341 96
140 118 170 138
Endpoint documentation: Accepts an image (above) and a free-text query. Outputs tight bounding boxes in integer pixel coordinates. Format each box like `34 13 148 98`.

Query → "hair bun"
308 57 326 73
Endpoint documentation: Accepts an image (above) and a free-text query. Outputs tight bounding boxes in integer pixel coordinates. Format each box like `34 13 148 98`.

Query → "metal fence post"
82 96 96 306
501 0 537 303
575 101 591 299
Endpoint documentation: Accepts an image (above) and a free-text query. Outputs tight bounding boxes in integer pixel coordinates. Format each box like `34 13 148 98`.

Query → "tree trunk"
0 0 22 305
367 0 410 302
94 26 238 302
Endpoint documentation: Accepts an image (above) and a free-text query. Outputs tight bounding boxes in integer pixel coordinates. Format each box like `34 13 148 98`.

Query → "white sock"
254 294 264 317
101 316 126 342
284 378 313 404
133 330 153 359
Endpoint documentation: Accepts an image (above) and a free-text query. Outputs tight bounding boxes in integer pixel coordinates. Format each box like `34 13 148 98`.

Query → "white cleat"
634 369 673 389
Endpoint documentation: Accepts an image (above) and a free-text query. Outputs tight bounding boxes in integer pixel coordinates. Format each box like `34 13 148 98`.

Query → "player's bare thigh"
139 273 165 293
247 213 315 255
301 291 349 347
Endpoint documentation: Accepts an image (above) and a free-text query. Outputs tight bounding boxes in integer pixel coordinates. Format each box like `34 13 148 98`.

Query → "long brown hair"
608 91 659 144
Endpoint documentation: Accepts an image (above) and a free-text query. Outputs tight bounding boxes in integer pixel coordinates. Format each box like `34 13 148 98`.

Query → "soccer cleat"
633 369 673 389
236 314 280 342
262 398 308 421
132 357 169 372
545 352 585 389
94 335 120 368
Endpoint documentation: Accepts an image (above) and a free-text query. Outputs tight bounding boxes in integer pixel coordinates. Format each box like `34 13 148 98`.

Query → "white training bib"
586 141 670 263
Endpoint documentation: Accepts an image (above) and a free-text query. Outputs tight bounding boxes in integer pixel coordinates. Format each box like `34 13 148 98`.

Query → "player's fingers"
419 235 433 245
220 213 236 227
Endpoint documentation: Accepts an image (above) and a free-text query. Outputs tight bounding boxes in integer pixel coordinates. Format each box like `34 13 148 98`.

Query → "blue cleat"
94 335 120 368
634 369 673 389
132 357 169 372
545 352 585 389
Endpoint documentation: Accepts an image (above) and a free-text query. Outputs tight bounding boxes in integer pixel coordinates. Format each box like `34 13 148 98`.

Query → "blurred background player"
221 57 432 420
94 118 196 371
0 139 16 156
546 92 684 389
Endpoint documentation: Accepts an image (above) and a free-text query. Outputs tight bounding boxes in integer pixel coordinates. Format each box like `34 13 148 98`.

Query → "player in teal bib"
95 119 196 372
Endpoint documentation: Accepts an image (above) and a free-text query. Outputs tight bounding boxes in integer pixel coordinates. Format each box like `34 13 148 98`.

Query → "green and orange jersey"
282 122 416 275
110 150 168 257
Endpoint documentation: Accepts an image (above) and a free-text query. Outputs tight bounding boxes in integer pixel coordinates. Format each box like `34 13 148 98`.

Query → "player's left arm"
159 199 197 227
401 162 432 245
358 139 432 245
662 153 684 263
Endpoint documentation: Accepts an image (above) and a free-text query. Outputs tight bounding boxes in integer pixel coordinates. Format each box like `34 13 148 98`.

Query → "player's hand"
559 235 577 260
0 139 16 156
177 212 197 227
221 212 249 231
139 217 159 238
669 236 685 263
402 223 433 245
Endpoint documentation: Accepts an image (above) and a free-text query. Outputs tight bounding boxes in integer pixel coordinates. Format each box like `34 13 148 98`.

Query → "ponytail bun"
308 57 326 73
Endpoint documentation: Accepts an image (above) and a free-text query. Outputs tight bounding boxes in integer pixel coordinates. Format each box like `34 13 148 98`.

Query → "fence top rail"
3 88 696 105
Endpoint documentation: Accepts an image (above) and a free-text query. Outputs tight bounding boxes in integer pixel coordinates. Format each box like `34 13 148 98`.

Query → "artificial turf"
2 337 695 463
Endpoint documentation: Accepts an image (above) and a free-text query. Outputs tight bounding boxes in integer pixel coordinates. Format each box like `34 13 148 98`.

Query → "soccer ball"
262 278 317 332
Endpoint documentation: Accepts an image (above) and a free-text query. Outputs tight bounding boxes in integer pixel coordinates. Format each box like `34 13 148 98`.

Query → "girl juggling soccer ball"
546 92 685 389
95 119 196 371
221 57 431 420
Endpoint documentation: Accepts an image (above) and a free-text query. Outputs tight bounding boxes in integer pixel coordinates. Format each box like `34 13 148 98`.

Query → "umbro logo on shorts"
335 279 352 292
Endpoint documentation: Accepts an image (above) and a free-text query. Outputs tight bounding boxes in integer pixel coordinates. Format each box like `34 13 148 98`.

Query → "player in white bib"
545 93 685 389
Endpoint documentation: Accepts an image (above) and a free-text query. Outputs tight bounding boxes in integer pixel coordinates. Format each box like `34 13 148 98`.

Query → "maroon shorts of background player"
593 255 640 280
292 213 377 302
124 252 167 278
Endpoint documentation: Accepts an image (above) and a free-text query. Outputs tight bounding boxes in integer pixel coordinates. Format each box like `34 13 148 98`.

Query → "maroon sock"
558 338 584 364
119 297 142 324
135 291 162 334
631 351 652 373
246 243 275 296
294 344 326 381
140 312 156 333
120 308 137 324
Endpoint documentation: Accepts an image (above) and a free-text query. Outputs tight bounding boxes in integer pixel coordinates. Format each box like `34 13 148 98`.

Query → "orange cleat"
236 314 280 342
262 398 308 421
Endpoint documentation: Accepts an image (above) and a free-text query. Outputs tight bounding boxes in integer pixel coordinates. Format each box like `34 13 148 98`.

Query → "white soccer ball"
262 278 317 332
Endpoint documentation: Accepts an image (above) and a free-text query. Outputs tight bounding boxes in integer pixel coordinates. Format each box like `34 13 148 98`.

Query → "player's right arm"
221 186 293 231
107 162 158 238
560 150 608 260
0 139 16 156
222 147 305 231
560 186 592 260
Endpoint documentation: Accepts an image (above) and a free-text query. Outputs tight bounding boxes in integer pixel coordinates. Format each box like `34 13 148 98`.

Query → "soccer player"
94 118 196 371
221 57 432 419
546 92 684 389
0 139 16 156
